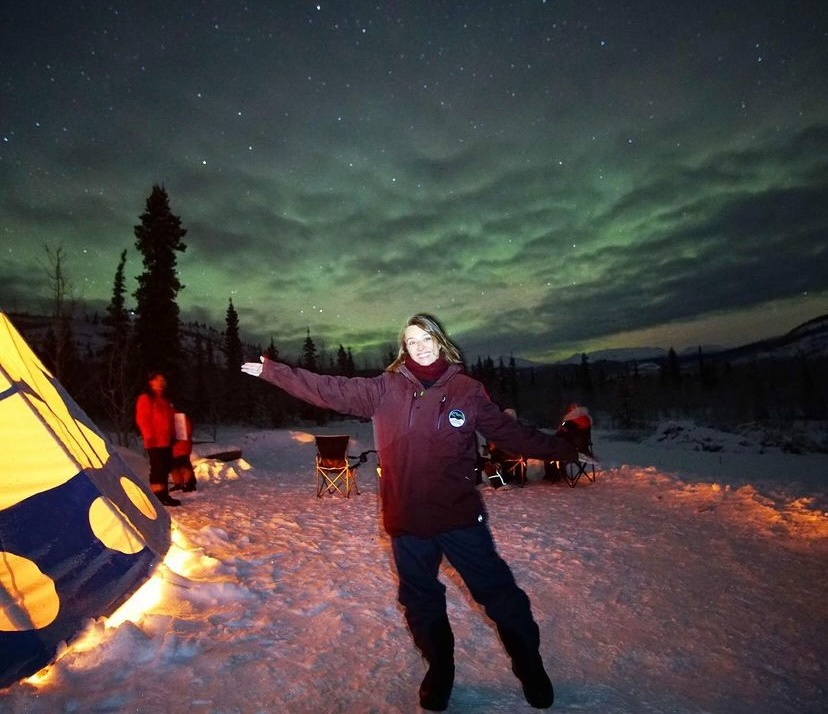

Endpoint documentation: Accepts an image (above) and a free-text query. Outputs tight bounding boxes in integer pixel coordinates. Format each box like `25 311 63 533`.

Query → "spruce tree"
577 353 594 397
265 336 279 360
133 184 187 376
336 344 355 376
508 354 519 409
300 328 326 423
663 347 681 386
301 328 318 370
104 250 131 348
385 345 397 366
223 298 243 371
99 249 138 444
222 298 245 421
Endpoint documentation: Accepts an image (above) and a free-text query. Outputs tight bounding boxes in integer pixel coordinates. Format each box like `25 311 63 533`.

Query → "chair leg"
564 461 581 488
488 467 507 488
317 468 352 498
563 459 596 487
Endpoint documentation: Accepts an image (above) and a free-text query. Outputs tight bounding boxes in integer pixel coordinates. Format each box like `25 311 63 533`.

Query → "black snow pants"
391 524 542 667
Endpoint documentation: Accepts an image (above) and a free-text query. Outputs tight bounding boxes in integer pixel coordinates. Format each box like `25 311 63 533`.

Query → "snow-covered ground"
2 420 826 713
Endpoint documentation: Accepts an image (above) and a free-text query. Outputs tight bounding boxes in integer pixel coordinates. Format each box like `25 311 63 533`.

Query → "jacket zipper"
408 389 421 428
435 395 448 430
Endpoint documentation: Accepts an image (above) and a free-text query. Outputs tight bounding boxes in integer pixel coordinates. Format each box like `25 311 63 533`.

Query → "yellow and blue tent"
0 312 171 688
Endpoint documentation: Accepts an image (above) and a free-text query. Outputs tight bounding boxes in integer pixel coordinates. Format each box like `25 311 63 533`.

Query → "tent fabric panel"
0 392 79 510
25 374 107 470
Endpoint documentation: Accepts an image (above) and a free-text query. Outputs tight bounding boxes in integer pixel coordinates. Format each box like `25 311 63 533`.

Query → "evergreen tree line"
504 350 828 452
11 185 827 450
12 185 365 445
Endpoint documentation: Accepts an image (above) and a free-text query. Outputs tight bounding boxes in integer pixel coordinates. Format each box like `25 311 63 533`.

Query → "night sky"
2 1 827 365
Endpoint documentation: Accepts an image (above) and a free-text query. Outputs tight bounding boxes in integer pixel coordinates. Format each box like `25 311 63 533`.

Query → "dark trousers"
391 524 541 665
146 446 173 495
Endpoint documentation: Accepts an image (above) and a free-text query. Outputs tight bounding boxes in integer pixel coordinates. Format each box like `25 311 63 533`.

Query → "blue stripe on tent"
0 383 18 400
0 471 161 689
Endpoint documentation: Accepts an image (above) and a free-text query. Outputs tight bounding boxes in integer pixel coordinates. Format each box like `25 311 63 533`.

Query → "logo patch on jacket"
448 409 466 427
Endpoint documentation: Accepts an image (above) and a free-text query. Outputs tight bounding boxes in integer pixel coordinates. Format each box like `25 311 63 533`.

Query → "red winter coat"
135 393 175 449
559 405 592 431
258 360 577 537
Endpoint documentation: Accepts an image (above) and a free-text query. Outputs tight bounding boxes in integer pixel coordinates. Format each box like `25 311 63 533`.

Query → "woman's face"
404 325 440 366
149 374 167 395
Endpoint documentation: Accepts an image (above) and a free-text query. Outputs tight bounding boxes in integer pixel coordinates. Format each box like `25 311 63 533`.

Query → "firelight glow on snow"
2 419 825 713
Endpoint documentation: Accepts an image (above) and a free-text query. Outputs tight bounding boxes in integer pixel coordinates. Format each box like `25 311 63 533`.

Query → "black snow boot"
417 616 455 711
512 654 554 709
419 661 455 711
498 627 554 709
153 486 181 507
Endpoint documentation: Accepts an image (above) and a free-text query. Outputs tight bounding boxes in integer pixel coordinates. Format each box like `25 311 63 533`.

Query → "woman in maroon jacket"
135 371 181 507
242 314 577 711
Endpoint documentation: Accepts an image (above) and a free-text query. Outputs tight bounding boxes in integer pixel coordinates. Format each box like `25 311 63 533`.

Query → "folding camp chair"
314 435 374 498
549 424 597 488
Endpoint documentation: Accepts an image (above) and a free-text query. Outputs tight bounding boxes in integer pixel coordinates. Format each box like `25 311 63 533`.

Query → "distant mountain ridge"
510 313 828 368
554 343 729 366
711 313 828 363
556 346 667 366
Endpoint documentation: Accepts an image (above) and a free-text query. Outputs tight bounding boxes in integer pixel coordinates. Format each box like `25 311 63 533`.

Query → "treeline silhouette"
12 304 827 455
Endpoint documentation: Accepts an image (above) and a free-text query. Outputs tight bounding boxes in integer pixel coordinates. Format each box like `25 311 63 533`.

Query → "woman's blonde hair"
387 314 463 371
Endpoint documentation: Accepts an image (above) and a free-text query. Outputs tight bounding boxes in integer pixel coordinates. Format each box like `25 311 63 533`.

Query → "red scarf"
404 355 449 386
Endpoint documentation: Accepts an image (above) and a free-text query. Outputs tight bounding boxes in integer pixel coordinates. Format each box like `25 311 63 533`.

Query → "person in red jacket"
544 403 594 482
242 314 578 711
135 371 181 507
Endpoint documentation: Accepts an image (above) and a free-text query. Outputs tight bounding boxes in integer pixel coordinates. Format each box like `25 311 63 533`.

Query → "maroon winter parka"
258 360 577 538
